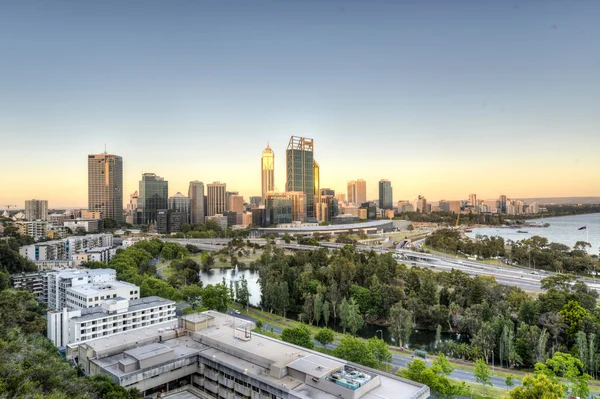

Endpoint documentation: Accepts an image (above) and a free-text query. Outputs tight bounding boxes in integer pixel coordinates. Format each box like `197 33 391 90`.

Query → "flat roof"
124 342 173 361
68 280 137 296
66 296 175 323
181 313 214 323
51 268 115 278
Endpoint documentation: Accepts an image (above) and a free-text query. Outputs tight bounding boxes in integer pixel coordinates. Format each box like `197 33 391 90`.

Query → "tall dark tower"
286 136 315 219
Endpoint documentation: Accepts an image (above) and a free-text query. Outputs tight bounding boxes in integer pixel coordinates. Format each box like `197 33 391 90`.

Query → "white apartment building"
64 219 100 233
47 296 176 348
72 246 117 267
19 234 114 262
43 268 120 310
65 280 140 309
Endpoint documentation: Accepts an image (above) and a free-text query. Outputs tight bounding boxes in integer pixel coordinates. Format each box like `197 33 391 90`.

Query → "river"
465 213 600 251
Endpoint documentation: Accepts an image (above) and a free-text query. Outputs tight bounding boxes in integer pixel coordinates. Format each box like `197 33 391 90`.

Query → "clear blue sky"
1 0 599 207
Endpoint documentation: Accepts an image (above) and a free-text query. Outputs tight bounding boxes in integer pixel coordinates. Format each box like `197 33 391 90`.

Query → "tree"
367 337 392 369
237 275 251 311
181 284 203 310
507 373 564 399
474 358 493 396
389 303 413 348
535 352 591 398
202 252 215 271
405 357 469 398
281 325 314 349
201 283 230 312
314 328 335 352
559 300 588 341
339 297 363 335
322 300 330 326
505 375 515 390
313 292 323 326
334 335 377 368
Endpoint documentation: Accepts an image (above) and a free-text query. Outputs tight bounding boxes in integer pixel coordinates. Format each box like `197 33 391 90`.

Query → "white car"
234 310 241 315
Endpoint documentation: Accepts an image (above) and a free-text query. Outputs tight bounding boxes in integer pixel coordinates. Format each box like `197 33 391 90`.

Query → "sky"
1 0 599 208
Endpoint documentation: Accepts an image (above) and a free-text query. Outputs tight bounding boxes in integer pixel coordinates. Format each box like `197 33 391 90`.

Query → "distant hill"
521 197 600 205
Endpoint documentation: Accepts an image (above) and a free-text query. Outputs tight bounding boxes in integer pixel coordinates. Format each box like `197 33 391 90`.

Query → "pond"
200 267 469 350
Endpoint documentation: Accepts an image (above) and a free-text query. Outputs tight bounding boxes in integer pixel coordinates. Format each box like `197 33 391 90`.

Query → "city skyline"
1 1 599 207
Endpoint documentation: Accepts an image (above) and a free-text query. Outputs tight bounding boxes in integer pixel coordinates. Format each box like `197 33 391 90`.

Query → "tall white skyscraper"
261 144 274 200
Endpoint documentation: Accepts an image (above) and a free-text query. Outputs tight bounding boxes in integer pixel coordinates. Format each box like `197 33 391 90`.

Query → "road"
226 307 518 389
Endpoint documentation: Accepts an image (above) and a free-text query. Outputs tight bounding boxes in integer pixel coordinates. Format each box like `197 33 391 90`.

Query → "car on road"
234 310 241 315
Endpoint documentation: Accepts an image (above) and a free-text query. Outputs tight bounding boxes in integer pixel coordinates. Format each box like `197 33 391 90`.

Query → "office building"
498 195 508 214
317 191 339 222
48 213 69 226
249 196 263 207
336 193 346 205
347 181 356 205
207 182 226 216
157 210 186 234
360 202 377 220
125 191 138 225
261 144 275 200
72 310 429 399
138 173 168 224
47 296 176 349
251 207 271 228
356 179 367 204
265 192 293 225
188 181 205 224
25 199 48 221
64 219 101 233
228 195 244 214
205 214 228 230
286 136 315 219
468 194 477 208
378 180 393 210
438 200 461 214
397 201 413 213
88 153 123 222
416 196 427 213
168 192 191 223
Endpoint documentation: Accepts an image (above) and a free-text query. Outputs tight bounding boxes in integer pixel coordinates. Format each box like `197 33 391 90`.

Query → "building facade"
286 136 315 219
265 193 293 225
378 180 393 210
188 181 205 224
88 153 123 221
168 192 191 223
19 234 114 262
25 199 48 221
261 144 275 200
207 182 226 217
228 195 244 214
138 173 168 224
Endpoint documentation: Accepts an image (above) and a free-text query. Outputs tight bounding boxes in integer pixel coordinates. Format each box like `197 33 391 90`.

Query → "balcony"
204 380 218 394
219 387 235 399
218 375 234 389
204 369 218 381
234 383 250 397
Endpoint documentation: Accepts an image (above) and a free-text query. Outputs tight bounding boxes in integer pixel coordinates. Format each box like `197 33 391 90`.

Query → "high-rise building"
336 193 346 205
439 200 461 213
261 144 275 200
313 160 321 221
125 191 138 224
168 192 191 223
347 181 356 205
356 179 367 204
207 182 226 216
188 181 205 224
318 188 338 222
137 173 168 224
88 153 123 221
228 195 244 214
265 193 293 225
498 195 508 214
288 191 307 222
416 195 427 213
225 191 239 211
378 180 393 210
468 194 477 207
25 199 48 221
286 136 315 219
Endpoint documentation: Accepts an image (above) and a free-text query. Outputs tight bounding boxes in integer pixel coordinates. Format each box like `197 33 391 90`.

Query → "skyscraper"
207 182 226 216
137 173 168 224
356 179 367 204
188 181 205 224
228 195 244 214
261 144 275 200
169 192 192 223
88 152 123 221
347 181 356 205
499 195 508 214
469 193 477 207
313 160 320 221
378 180 393 210
286 136 315 219
25 199 48 221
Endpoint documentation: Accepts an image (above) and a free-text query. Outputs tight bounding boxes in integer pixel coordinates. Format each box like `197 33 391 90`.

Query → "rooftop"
50 268 115 278
65 296 175 323
67 280 138 297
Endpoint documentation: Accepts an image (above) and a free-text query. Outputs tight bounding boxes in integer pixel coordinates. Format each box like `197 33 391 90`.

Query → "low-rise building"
48 296 176 348
15 220 48 240
10 272 45 297
64 219 101 233
81 210 102 219
72 246 117 267
73 311 429 399
205 214 228 231
19 234 114 262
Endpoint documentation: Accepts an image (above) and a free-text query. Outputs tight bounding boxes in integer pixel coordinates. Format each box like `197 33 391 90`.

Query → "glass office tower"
286 136 315 219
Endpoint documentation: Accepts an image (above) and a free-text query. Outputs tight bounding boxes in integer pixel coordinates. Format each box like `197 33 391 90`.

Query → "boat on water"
517 230 528 233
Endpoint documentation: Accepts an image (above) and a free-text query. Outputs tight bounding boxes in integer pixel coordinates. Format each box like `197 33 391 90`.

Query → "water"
465 213 600 251
199 268 262 306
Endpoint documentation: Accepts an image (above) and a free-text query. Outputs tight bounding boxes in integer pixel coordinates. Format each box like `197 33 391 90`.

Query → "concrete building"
48 296 176 348
42 268 120 310
19 234 114 262
88 153 123 222
125 191 138 225
16 220 48 240
347 181 356 205
378 180 393 210
416 195 428 213
286 136 315 220
188 181 205 224
498 195 508 214
138 173 168 225
397 201 413 213
169 192 191 223
313 160 321 221
261 144 275 200
205 214 228 231
228 195 244 214
81 210 102 219
72 246 117 267
241 212 253 227
48 212 69 226
438 200 461 214
526 202 540 214
468 194 477 208
25 199 48 221
207 182 226 217
72 310 429 399
356 179 367 205
10 272 45 297
336 193 346 205
47 226 70 239
249 196 262 207
64 219 101 233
